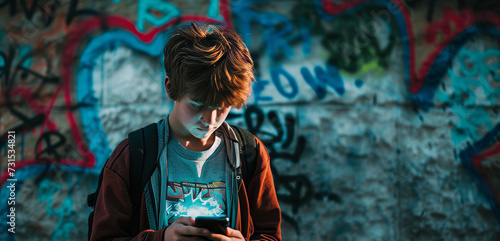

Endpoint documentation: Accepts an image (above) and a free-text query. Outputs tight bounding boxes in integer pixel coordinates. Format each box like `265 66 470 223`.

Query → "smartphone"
193 216 229 235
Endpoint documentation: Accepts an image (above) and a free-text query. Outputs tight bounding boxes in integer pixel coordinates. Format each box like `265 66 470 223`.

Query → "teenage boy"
90 22 282 241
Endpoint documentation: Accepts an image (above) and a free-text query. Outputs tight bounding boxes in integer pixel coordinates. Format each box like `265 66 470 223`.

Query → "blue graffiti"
230 0 254 44
207 0 223 21
355 78 364 88
0 165 89 241
77 30 167 168
0 164 95 241
38 175 76 241
298 21 312 57
252 77 273 103
0 45 33 70
413 25 500 111
0 52 4 77
18 45 33 68
301 64 345 99
136 0 180 32
262 13 295 59
232 0 297 59
232 0 411 101
270 66 298 99
436 76 493 147
459 122 500 223
458 48 500 96
435 46 500 147
253 63 347 102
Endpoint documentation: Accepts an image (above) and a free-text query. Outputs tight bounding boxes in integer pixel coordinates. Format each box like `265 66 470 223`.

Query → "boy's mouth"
197 127 211 132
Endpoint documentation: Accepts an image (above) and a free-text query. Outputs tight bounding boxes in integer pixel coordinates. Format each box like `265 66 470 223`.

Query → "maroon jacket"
90 136 281 241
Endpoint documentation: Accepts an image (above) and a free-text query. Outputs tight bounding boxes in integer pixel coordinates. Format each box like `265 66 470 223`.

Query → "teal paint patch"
136 0 180 32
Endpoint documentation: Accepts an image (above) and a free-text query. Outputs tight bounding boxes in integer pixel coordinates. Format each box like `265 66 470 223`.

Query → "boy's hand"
205 227 245 241
163 216 210 241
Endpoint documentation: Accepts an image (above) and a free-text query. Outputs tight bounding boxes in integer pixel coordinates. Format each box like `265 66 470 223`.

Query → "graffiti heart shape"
62 15 224 169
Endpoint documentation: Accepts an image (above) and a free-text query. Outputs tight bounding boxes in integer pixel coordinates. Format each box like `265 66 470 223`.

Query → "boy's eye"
191 103 203 109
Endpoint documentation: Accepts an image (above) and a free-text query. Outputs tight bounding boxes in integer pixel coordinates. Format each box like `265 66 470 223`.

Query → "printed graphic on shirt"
166 181 227 223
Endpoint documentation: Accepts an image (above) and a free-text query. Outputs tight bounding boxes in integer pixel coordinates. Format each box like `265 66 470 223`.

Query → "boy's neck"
168 115 215 152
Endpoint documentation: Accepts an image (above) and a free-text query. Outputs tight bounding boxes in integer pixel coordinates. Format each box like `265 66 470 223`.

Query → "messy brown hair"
163 22 255 109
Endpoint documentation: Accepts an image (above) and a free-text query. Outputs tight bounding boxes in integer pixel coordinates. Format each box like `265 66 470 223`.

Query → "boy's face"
171 95 232 140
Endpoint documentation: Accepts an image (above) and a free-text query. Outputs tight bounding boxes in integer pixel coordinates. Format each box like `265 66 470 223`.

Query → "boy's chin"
191 130 214 139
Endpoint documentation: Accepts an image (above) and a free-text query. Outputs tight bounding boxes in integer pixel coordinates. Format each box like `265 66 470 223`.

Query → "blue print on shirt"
166 181 227 224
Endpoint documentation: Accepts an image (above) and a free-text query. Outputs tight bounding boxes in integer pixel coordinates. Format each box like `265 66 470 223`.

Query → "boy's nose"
201 109 217 125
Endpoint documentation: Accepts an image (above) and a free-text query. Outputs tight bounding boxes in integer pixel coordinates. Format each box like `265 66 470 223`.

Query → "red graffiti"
61 15 225 169
473 142 500 207
416 6 500 93
0 14 225 187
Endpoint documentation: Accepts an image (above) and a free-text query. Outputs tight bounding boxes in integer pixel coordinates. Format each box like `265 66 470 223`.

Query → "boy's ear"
165 76 171 98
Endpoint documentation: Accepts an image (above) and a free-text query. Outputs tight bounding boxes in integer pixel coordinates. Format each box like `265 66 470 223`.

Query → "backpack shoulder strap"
231 125 257 188
87 123 159 240
128 123 158 236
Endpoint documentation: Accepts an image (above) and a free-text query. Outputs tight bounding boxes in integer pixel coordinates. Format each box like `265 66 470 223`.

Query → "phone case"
193 216 229 235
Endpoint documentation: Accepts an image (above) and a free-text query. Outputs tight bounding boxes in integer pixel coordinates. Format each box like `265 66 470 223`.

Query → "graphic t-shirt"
165 132 227 224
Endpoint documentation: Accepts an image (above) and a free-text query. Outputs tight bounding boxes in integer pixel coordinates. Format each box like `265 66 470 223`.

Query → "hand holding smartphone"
193 216 229 235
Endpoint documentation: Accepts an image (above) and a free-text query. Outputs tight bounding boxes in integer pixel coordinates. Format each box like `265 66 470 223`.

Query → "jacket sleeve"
246 137 282 241
90 139 166 241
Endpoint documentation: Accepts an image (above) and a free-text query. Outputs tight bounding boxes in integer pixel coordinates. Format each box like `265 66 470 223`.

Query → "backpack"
87 123 257 240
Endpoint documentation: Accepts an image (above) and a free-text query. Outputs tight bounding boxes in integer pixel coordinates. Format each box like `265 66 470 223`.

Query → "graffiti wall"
1 0 499 240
